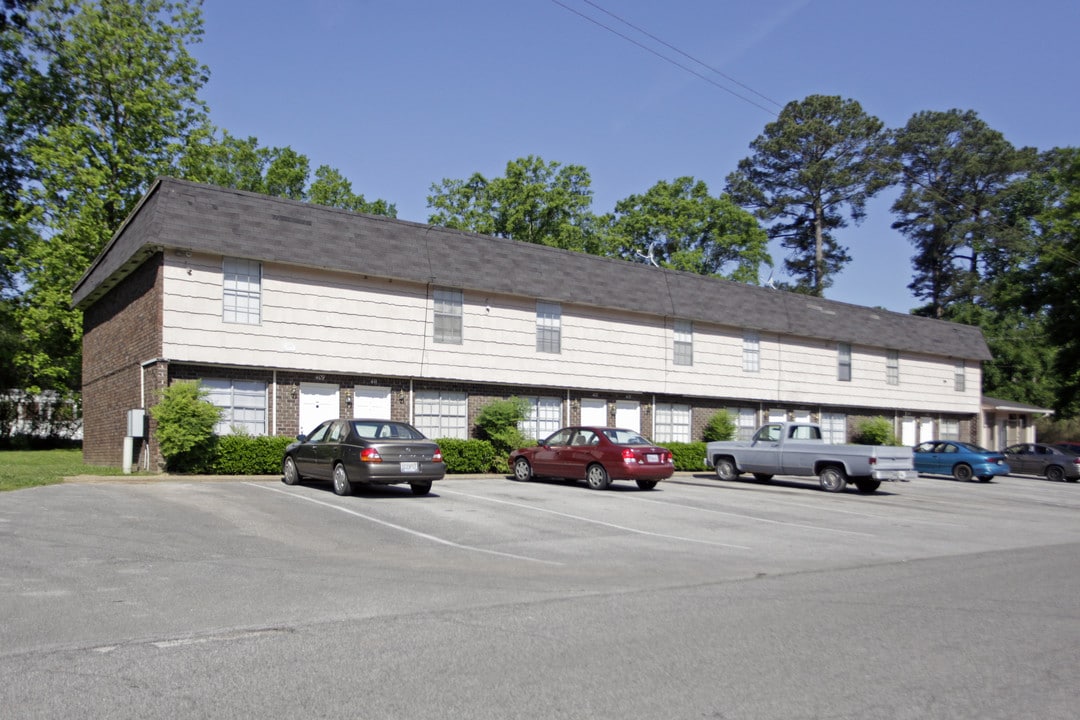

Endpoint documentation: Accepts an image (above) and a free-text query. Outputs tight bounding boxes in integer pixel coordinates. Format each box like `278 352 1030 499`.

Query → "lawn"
0 449 124 492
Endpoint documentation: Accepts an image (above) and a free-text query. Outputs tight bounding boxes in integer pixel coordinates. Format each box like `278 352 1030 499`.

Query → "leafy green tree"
851 417 897 446
702 410 736 442
1026 147 1080 415
308 164 396 216
605 177 770 282
149 380 221 472
725 95 893 296
9 0 209 394
890 109 1037 318
427 155 604 253
474 397 531 473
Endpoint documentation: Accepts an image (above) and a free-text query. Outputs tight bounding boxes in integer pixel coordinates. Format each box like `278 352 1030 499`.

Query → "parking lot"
3 472 1079 719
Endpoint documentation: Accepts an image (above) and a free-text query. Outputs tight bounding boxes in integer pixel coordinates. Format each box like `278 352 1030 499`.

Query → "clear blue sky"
193 0 1079 314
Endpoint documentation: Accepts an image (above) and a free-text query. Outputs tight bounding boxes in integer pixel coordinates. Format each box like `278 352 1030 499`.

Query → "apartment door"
580 398 607 427
614 400 640 432
299 383 339 436
353 386 392 420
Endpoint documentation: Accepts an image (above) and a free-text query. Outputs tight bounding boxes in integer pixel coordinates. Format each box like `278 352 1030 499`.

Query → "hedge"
663 441 708 472
209 435 295 474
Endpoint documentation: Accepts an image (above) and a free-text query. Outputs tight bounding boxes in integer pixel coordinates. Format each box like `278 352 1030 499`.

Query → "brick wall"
81 254 164 466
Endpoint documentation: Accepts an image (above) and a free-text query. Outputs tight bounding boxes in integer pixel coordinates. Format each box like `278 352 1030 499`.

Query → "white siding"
160 253 982 415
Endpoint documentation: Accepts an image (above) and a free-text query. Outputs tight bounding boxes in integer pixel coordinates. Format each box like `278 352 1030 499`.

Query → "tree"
605 177 770 282
179 129 397 216
10 0 209 394
725 95 893 296
149 380 220 472
890 109 1037 318
427 155 603 253
1026 147 1080 416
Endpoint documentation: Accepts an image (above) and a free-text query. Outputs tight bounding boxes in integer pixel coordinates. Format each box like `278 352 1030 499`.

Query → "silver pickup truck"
704 422 914 493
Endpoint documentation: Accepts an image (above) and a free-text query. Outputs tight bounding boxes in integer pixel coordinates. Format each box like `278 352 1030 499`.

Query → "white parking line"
439 488 753 550
621 494 878 536
246 483 563 565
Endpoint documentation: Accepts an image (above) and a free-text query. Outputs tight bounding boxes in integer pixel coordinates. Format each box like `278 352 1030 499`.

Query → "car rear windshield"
602 429 652 445
351 421 426 440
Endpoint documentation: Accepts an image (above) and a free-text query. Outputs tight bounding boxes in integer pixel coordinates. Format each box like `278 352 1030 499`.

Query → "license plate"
646 453 659 463
400 462 419 473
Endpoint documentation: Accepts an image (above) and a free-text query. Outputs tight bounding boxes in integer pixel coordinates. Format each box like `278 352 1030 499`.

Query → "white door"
900 417 917 446
580 398 607 426
793 409 811 423
918 417 934 443
353 386 391 420
614 400 640 432
768 408 787 423
299 383 339 436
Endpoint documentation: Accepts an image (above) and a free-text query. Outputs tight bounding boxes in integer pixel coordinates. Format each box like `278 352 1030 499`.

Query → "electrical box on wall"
126 409 146 438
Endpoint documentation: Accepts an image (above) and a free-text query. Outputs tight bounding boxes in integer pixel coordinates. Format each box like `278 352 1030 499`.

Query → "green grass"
0 449 125 492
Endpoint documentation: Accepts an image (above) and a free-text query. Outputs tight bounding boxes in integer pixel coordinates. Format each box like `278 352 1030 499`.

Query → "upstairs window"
434 288 463 344
673 321 693 366
223 257 261 325
887 349 900 385
536 301 561 354
954 360 966 392
838 343 852 382
743 330 760 372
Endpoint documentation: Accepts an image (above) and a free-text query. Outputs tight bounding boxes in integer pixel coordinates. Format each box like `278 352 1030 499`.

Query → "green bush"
703 411 736 442
150 381 221 472
664 441 708 471
474 397 531 473
437 438 498 474
209 434 294 474
851 417 898 446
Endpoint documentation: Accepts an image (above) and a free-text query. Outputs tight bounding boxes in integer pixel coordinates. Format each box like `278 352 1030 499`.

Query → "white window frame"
201 378 267 435
940 418 960 440
820 412 847 444
673 320 693 367
519 396 562 441
413 390 468 439
433 288 463 344
887 349 899 386
728 407 758 441
654 402 691 443
743 330 760 373
954 360 966 392
536 301 561 354
222 257 261 325
838 343 852 382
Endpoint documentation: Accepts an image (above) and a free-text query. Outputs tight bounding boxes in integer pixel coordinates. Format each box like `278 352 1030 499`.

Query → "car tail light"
868 456 877 465
433 447 444 463
360 447 382 463
622 448 638 465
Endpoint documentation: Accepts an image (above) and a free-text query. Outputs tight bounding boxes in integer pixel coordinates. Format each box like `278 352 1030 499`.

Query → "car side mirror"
296 434 307 442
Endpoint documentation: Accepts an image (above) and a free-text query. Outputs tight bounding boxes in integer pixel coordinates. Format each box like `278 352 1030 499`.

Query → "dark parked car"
1001 443 1080 482
912 440 1010 482
282 418 445 496
509 426 674 490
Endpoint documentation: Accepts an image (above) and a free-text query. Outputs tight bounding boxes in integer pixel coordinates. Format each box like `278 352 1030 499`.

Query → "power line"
547 0 779 116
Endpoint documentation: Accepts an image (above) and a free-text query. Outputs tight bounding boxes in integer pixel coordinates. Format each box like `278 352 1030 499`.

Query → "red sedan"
509 426 674 490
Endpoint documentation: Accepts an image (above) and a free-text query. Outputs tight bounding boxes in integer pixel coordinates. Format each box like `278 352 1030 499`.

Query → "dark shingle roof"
72 177 992 361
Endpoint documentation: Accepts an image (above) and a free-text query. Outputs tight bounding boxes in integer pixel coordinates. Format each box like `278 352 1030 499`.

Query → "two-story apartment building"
73 178 995 470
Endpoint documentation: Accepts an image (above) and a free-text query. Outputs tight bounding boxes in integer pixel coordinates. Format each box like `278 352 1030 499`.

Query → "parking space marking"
620 494 878 536
246 483 563 565
439 488 753 550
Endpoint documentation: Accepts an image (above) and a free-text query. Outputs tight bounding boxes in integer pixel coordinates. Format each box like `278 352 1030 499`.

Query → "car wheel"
513 457 533 482
332 463 352 496
714 458 739 481
854 479 880 494
978 475 993 483
585 463 611 490
410 482 432 496
636 480 658 490
818 466 847 493
1046 465 1065 482
752 473 773 482
282 457 301 485
953 463 974 482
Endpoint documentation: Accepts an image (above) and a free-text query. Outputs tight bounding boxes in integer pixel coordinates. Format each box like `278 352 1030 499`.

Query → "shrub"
474 397 531 473
851 417 898 446
703 410 736 442
150 381 221 472
210 434 294 474
436 438 497 474
664 441 708 471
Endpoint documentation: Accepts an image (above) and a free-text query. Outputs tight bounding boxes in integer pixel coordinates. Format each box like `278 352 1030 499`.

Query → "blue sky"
193 0 1079 313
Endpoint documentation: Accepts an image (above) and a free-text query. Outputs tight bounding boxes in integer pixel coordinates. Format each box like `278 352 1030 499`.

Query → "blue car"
913 440 1011 482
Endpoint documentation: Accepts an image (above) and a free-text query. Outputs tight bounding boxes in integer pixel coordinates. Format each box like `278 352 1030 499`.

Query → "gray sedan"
1001 443 1080 482
283 418 445 495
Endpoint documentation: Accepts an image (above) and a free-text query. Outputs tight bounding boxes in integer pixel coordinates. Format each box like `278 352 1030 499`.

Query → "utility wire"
547 0 778 116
